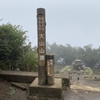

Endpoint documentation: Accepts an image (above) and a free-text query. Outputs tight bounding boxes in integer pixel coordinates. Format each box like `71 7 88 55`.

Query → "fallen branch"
11 82 27 90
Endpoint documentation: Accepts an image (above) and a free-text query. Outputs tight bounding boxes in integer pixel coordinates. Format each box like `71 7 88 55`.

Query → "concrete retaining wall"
0 71 38 83
0 70 70 87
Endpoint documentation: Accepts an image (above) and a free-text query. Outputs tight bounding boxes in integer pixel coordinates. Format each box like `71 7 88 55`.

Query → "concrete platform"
29 78 62 99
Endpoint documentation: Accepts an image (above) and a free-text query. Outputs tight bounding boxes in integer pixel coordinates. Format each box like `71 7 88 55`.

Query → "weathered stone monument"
37 8 47 85
37 8 54 85
29 8 62 99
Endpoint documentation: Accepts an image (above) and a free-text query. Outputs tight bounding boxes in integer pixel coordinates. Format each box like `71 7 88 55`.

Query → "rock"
85 91 88 94
84 75 89 79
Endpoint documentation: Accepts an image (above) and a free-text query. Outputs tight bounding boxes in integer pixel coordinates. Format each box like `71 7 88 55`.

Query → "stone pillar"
46 55 54 85
37 8 46 85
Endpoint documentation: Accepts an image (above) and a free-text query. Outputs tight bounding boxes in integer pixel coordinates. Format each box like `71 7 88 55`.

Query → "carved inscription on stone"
38 15 46 66
47 59 54 76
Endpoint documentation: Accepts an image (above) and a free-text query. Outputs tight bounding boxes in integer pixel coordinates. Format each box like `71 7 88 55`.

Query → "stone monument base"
29 78 62 99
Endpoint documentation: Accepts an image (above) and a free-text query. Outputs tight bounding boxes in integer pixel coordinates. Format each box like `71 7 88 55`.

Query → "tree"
46 42 100 67
17 43 38 71
46 42 60 63
83 44 98 67
0 23 27 70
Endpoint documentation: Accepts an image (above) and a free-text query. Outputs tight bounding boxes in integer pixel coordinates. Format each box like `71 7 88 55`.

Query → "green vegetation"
8 87 16 95
0 23 38 71
64 65 93 76
62 79 70 90
92 68 100 75
84 67 93 76
1 23 100 72
18 44 38 71
65 65 73 71
54 64 66 73
47 43 100 68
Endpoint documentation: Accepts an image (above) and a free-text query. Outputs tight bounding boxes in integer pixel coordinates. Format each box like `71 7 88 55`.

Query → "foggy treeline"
46 42 100 68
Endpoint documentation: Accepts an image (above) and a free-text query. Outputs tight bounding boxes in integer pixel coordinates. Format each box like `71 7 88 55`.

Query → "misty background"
0 0 100 48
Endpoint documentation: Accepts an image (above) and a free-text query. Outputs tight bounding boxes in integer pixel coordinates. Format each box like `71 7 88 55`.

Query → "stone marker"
37 8 55 86
29 8 62 99
46 55 54 85
37 8 46 85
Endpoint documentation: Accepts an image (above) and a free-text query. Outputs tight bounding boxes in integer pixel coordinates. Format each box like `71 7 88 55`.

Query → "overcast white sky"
0 0 100 48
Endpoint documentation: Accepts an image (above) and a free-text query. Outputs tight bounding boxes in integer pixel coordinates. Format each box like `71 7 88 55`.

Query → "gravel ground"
63 73 100 100
63 89 100 100
0 72 100 100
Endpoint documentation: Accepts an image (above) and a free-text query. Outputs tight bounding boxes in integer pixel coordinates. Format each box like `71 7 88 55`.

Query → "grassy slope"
54 64 100 75
54 64 66 72
92 68 100 75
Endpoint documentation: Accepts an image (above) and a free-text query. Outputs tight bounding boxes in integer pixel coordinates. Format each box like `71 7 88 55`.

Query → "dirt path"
71 84 100 92
0 73 100 100
0 79 28 100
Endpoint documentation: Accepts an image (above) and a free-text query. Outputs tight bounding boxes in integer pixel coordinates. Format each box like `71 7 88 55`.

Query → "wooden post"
37 8 46 85
46 55 54 85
